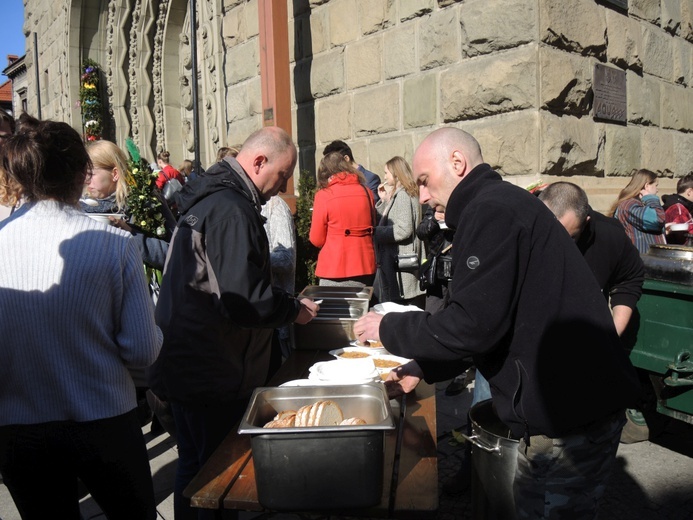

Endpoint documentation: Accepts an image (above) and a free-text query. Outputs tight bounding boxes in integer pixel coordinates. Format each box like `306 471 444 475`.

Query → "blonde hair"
317 151 363 189
608 169 658 217
0 165 22 207
86 140 133 211
385 156 418 198
179 159 193 175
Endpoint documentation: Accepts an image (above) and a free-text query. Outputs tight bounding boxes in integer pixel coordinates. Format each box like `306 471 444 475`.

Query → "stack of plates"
308 359 380 384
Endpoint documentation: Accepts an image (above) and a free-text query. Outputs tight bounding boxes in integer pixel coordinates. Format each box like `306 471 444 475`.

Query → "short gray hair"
539 182 590 224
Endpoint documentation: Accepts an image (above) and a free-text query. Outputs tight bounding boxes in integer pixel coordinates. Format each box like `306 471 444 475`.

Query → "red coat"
155 164 185 190
310 173 376 279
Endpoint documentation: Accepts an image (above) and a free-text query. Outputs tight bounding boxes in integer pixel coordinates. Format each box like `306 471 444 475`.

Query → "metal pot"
463 399 519 520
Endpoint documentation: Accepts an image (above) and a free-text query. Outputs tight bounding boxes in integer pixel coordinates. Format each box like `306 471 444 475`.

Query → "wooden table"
183 350 438 518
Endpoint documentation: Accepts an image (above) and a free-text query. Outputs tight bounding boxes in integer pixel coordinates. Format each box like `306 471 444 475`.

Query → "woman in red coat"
310 152 377 286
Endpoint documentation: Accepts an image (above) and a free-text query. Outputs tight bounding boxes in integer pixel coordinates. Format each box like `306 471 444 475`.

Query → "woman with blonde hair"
373 156 425 306
309 151 376 287
608 168 666 253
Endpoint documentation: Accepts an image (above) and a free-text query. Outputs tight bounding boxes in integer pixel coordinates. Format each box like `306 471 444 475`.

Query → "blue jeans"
472 369 492 407
171 400 248 520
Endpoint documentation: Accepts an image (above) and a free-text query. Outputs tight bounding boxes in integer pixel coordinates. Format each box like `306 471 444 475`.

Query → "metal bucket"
464 399 519 520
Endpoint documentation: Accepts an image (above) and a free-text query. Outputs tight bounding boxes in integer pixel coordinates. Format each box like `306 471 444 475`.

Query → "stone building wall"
19 0 693 211
224 0 691 211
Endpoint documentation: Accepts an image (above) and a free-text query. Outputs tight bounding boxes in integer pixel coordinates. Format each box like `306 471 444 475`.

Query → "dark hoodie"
662 193 693 214
150 157 300 404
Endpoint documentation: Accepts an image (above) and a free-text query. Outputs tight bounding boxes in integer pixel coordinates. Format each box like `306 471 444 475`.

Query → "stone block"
247 76 262 117
441 46 537 122
439 0 464 6
682 0 693 42
223 0 244 9
540 0 607 58
316 94 352 143
226 40 259 85
400 0 434 22
627 70 661 126
225 84 249 122
539 47 593 116
629 0 661 25
403 74 437 129
419 9 460 70
329 0 360 46
641 127 676 174
359 0 395 35
245 0 259 38
460 0 536 57
674 132 693 175
222 10 243 47
306 48 345 101
227 117 262 148
641 25 674 80
540 112 602 176
354 83 400 135
384 23 417 79
604 125 642 177
368 136 416 173
661 83 691 131
606 9 643 72
462 111 540 176
295 104 318 149
673 38 692 85
346 37 382 89
662 0 682 34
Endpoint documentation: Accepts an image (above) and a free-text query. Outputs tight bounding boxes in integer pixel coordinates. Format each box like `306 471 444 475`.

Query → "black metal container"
237 383 395 510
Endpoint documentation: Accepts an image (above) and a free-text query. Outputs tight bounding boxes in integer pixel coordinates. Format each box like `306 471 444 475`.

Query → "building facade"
20 0 693 208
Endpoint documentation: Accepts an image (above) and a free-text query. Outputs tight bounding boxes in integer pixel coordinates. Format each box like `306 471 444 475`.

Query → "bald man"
151 126 318 519
355 127 640 519
539 182 644 336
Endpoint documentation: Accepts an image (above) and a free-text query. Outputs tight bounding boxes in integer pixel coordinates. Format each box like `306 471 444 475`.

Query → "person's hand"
109 216 132 233
384 360 423 398
640 182 658 198
353 311 384 342
294 298 319 325
378 183 393 202
434 210 445 222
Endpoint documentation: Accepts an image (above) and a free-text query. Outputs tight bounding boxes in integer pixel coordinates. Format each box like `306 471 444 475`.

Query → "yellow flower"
140 220 147 227
139 195 145 199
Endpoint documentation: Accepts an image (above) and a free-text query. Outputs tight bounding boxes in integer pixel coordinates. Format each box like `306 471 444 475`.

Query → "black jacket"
577 209 644 310
381 164 640 439
151 157 300 404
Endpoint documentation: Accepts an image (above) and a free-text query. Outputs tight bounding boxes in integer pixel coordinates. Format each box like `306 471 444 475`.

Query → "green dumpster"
629 245 693 425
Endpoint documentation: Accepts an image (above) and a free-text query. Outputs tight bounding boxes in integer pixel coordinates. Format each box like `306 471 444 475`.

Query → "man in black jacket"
152 127 318 519
539 182 645 336
355 127 640 519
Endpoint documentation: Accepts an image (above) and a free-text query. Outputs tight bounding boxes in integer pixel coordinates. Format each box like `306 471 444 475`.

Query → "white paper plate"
372 302 424 314
668 223 689 232
349 340 385 354
280 379 338 387
329 347 376 359
371 354 411 372
308 359 380 384
86 213 125 225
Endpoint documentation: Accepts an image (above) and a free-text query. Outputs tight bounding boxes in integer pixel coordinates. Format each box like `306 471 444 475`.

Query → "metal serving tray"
238 383 395 510
294 286 374 349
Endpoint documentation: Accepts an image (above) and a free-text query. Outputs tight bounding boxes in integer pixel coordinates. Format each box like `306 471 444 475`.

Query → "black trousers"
0 409 156 520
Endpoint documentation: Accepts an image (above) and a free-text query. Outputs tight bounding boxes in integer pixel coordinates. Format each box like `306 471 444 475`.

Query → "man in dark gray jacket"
151 127 318 519
355 127 640 519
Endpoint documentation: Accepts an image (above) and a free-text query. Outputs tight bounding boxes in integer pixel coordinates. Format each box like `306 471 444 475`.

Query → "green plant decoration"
79 59 103 141
294 169 318 290
124 138 166 238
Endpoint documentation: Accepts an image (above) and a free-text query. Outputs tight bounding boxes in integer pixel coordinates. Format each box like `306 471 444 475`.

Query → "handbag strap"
360 183 377 229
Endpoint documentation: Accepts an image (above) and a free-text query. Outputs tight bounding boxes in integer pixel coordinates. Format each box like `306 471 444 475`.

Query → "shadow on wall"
293 0 316 175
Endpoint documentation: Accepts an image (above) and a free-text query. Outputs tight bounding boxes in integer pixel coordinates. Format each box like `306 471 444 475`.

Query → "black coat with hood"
150 157 300 405
380 164 640 440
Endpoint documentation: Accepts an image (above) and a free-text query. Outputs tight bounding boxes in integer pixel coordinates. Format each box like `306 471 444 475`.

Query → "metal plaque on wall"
593 63 627 123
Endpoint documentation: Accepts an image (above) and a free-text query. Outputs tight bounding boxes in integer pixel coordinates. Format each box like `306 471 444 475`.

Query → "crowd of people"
1 105 692 519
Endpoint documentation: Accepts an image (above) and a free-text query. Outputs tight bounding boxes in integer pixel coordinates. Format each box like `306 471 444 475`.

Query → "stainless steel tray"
238 383 395 434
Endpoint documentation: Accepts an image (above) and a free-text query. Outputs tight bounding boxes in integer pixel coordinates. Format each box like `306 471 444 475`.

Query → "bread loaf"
263 400 361 428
